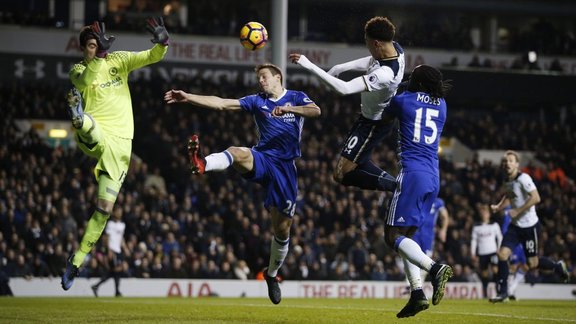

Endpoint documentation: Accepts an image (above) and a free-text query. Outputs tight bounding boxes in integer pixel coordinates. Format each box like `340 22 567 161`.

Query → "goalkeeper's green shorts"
76 132 132 200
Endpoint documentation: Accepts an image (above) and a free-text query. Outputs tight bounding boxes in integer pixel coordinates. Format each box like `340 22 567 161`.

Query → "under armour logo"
15 59 45 79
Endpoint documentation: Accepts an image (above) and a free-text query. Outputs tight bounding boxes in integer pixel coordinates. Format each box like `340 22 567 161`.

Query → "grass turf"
0 297 575 323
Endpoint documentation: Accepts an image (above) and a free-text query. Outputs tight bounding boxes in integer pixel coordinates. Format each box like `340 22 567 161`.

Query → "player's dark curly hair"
364 16 395 42
407 65 453 98
79 26 96 48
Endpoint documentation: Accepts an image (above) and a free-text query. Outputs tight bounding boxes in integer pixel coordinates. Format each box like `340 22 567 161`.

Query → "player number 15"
413 107 439 144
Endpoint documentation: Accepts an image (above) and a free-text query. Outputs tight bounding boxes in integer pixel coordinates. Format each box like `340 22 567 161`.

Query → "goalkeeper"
61 17 169 290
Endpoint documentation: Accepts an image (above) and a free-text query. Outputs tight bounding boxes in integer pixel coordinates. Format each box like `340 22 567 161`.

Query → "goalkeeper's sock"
267 236 289 277
72 208 110 267
205 151 233 172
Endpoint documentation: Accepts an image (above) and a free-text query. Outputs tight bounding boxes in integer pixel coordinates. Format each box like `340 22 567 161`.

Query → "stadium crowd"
1 1 575 56
0 79 574 291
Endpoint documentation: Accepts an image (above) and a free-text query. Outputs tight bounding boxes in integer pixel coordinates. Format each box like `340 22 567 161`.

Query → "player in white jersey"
489 150 569 302
289 16 403 193
471 204 502 298
90 207 126 297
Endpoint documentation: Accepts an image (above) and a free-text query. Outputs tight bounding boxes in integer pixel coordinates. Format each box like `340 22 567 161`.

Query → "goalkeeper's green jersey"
69 44 168 139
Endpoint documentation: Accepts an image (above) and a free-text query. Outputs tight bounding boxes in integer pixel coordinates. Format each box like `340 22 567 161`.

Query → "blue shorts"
340 115 390 164
510 244 526 265
412 229 434 255
501 222 540 259
386 170 439 227
244 149 298 217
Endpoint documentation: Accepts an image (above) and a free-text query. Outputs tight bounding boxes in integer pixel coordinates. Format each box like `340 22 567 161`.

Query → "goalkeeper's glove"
90 21 115 58
146 16 170 46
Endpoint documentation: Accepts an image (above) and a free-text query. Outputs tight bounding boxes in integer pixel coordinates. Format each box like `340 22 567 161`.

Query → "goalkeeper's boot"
430 263 453 305
396 289 429 318
263 267 281 304
557 260 570 283
187 134 206 175
61 255 79 290
489 293 509 303
66 88 84 129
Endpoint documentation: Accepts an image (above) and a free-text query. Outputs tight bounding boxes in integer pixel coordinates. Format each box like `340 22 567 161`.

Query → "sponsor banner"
10 278 576 300
1 28 576 74
0 53 323 87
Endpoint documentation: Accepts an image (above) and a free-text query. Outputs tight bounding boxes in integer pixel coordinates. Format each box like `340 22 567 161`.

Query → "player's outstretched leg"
67 88 84 129
557 260 570 283
397 289 429 318
430 263 453 305
61 255 80 290
187 134 206 174
489 293 509 303
91 284 99 297
263 267 281 304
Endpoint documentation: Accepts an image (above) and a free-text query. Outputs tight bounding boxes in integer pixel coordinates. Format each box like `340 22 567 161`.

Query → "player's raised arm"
327 56 372 77
164 89 242 111
289 53 367 96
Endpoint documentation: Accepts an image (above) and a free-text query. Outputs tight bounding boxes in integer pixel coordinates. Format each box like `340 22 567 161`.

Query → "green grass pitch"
0 297 574 323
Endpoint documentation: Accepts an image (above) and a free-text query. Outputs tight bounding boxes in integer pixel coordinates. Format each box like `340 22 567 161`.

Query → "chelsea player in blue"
164 63 321 305
412 198 449 260
381 65 453 318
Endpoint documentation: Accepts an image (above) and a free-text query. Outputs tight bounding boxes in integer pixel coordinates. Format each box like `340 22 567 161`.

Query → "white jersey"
105 219 126 254
360 42 405 120
471 222 502 256
505 173 539 228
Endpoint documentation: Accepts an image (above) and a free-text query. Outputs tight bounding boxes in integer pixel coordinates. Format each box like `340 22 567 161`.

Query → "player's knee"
96 199 114 215
332 170 344 184
527 257 539 269
497 249 510 261
227 146 249 162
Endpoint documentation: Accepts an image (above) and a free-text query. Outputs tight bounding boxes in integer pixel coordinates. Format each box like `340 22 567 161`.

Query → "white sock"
403 258 423 290
205 151 233 172
508 269 525 295
267 236 289 277
397 237 435 272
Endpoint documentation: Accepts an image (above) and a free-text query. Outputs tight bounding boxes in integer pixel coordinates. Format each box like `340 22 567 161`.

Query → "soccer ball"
240 22 268 51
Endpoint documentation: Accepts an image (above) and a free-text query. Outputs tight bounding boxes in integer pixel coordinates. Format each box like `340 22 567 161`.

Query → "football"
240 22 268 51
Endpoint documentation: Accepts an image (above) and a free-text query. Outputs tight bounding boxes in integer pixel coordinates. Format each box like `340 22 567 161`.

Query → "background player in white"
289 16 403 193
90 207 126 297
471 204 502 298
501 207 530 300
489 150 569 302
164 63 321 305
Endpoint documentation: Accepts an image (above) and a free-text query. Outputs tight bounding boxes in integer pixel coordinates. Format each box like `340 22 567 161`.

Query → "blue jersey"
502 207 527 264
385 91 447 175
239 90 314 160
413 198 445 254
